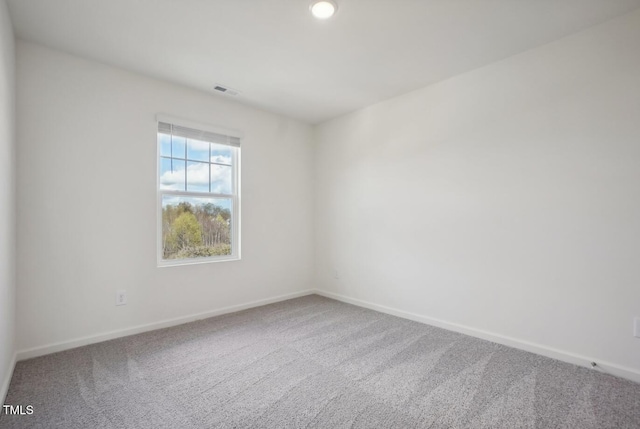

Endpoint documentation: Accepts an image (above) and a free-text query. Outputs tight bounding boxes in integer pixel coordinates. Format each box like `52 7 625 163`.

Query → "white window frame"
156 114 241 267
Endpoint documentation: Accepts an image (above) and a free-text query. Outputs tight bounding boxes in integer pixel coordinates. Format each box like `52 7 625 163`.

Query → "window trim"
156 115 241 267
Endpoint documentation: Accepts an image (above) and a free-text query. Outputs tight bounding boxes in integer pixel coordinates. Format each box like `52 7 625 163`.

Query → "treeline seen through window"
162 200 232 259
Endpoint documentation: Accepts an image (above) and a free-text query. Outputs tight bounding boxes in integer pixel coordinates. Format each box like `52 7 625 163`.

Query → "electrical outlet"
333 269 340 280
634 317 640 338
116 290 127 306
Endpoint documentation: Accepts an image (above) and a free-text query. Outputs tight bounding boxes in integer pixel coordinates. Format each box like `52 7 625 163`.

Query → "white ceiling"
7 0 640 124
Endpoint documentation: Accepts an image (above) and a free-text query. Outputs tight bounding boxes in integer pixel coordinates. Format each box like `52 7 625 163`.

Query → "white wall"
16 41 314 353
0 0 16 402
315 9 640 379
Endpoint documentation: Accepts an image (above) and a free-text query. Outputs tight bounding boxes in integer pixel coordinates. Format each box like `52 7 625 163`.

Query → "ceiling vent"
213 84 240 96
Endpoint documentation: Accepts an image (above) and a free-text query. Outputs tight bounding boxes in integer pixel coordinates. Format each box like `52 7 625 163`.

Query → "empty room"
1 0 640 427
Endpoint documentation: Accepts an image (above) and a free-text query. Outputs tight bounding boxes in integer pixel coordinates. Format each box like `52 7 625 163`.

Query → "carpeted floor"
1 295 639 428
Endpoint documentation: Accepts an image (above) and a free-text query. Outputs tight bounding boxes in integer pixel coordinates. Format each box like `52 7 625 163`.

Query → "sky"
159 133 235 211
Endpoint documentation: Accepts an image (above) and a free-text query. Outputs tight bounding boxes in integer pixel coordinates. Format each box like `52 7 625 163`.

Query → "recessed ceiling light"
310 1 337 19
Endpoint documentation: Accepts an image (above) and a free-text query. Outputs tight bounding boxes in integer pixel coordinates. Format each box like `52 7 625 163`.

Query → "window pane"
211 164 232 194
159 133 172 157
171 136 187 159
159 157 186 191
187 161 210 192
161 195 233 260
186 139 210 162
211 144 232 165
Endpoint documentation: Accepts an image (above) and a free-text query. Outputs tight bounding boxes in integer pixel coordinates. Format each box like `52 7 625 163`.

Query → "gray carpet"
1 295 639 428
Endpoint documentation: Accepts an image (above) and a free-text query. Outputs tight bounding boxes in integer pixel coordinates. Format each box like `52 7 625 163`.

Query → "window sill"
158 255 241 268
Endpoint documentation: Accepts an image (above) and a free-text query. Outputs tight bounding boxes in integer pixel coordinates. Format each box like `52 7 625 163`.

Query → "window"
157 116 241 266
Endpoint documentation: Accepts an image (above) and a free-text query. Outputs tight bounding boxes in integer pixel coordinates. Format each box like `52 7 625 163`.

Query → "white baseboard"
16 289 315 362
315 290 640 384
13 288 640 385
1 351 17 405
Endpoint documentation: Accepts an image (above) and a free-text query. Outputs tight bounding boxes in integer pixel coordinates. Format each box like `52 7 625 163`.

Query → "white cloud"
160 161 231 194
159 168 184 190
187 162 209 185
189 140 209 151
211 155 231 165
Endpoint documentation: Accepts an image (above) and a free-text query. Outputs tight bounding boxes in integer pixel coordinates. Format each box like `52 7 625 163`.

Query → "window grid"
160 138 234 194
